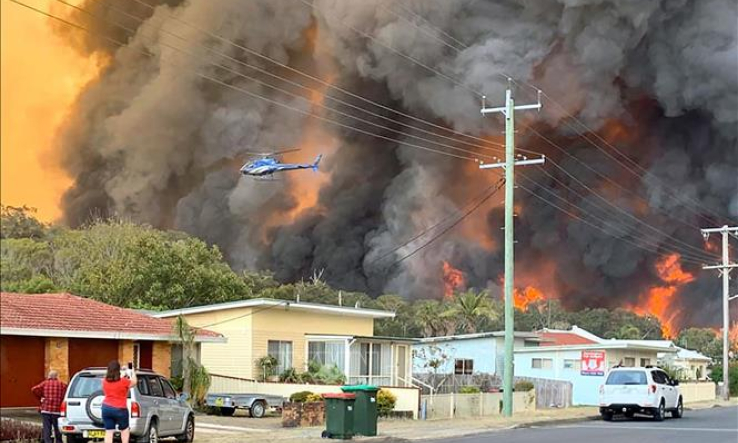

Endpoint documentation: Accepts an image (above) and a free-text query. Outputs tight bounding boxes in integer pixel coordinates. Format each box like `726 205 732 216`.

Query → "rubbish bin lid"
323 393 356 399
341 384 379 392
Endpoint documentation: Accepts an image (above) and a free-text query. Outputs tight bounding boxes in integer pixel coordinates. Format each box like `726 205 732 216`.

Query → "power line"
379 177 505 270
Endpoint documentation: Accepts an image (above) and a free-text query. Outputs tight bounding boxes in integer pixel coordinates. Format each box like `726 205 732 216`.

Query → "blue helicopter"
239 148 323 178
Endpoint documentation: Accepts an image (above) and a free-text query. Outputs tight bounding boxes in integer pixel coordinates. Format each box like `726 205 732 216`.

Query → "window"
145 376 165 397
563 359 580 370
137 378 149 396
606 370 647 385
624 357 636 367
640 358 651 367
454 359 474 375
651 370 667 384
308 341 346 372
349 341 392 386
532 358 553 369
268 340 293 374
160 378 177 399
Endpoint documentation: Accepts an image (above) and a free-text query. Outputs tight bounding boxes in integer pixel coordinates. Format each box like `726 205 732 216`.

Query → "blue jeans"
101 404 129 431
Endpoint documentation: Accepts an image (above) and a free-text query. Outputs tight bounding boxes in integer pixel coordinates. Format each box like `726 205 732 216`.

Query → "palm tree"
414 300 457 337
174 315 194 397
454 289 498 334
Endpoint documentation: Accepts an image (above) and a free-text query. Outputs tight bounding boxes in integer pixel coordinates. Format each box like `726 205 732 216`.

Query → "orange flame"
513 286 546 310
442 261 465 300
632 254 694 338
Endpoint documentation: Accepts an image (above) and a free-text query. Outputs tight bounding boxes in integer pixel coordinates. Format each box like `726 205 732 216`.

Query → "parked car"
598 366 683 421
59 367 195 443
205 392 284 418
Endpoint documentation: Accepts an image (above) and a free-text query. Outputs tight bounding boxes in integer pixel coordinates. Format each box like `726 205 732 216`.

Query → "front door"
395 345 407 386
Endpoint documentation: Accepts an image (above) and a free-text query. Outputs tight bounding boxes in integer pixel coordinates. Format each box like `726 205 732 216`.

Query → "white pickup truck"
598 366 683 421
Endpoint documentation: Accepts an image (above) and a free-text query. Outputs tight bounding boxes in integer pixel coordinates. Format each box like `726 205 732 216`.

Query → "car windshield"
68 374 132 398
606 370 647 385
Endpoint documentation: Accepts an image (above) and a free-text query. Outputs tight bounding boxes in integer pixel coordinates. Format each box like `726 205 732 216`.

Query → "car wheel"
672 398 683 419
601 411 613 421
653 400 665 422
220 407 236 417
176 415 195 443
66 435 87 443
249 401 266 418
139 419 159 443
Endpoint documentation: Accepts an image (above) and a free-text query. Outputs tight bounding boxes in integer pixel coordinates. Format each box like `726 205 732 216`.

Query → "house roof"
514 342 678 354
417 331 544 344
666 347 712 362
152 298 396 320
538 331 598 346
0 292 225 342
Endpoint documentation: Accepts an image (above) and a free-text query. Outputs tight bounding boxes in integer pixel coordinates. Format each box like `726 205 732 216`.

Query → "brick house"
0 292 224 408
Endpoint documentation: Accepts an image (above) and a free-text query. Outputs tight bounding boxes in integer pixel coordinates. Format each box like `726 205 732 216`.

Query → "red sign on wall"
581 350 606 376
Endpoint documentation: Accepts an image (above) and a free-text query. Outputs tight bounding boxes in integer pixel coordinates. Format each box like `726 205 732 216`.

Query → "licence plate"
84 430 106 438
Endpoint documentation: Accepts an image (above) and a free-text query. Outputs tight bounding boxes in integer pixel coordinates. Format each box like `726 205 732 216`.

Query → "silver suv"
59 368 195 443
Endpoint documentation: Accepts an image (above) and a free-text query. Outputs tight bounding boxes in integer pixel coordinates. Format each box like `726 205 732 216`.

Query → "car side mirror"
178 393 190 402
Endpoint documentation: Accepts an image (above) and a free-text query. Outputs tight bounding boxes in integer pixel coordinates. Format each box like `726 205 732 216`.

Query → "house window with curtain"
349 341 392 386
307 340 346 373
267 340 293 374
454 359 473 375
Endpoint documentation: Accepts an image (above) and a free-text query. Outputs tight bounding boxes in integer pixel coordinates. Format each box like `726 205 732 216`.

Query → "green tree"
413 300 456 338
0 205 47 239
453 289 499 334
676 328 721 359
373 294 416 337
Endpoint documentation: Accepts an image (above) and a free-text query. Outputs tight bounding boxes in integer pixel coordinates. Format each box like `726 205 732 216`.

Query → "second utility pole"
480 80 543 417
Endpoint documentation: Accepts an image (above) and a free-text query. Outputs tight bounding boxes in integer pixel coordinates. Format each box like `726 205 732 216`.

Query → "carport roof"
0 292 224 342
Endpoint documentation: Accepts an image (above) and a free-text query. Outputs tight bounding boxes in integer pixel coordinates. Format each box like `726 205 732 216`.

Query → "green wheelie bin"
322 393 356 440
341 385 379 436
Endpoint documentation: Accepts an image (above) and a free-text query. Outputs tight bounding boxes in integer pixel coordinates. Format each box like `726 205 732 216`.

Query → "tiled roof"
538 331 598 346
0 292 222 341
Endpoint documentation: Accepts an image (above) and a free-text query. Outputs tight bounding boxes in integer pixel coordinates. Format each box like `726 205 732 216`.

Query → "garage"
0 336 45 407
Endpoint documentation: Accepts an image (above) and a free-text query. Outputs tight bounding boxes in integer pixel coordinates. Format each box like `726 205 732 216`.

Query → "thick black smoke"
54 0 737 329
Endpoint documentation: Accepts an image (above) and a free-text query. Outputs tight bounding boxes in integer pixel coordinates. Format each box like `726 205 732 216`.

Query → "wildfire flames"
632 254 695 338
513 286 547 310
442 261 465 299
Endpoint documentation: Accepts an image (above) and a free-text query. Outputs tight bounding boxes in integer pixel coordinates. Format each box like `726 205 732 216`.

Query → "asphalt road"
431 406 738 443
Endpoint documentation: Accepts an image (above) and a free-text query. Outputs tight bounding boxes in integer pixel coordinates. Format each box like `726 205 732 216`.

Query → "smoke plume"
53 0 737 331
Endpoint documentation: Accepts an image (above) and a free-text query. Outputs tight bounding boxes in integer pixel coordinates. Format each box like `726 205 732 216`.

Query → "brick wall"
152 342 172 377
118 340 135 367
44 337 69 382
282 402 325 427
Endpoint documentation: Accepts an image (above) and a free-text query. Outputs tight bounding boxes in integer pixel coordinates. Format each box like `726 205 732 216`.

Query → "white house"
514 326 678 405
412 331 544 376
659 347 712 380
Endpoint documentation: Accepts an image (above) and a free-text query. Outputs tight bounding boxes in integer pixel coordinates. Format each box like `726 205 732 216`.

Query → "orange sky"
1 0 99 222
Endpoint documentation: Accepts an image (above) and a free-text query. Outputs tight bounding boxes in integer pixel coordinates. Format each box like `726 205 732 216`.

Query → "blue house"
412 331 543 376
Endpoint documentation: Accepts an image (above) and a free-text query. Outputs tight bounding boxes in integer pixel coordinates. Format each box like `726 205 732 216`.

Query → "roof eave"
0 327 226 343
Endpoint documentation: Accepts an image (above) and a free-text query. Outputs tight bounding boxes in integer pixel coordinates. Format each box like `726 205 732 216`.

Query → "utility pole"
480 79 544 416
701 225 738 401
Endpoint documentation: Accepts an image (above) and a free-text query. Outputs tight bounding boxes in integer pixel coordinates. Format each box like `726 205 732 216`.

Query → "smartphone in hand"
127 362 133 370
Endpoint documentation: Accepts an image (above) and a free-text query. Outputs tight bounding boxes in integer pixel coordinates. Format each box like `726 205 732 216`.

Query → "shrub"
710 363 738 396
459 386 480 394
280 368 301 384
514 381 535 392
0 418 42 441
306 393 324 403
377 389 396 416
169 376 184 392
289 391 315 403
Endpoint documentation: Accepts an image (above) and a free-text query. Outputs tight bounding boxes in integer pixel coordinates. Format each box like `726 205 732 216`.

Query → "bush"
306 393 324 403
289 391 315 403
514 381 535 392
0 418 42 441
459 386 481 394
377 389 396 416
710 363 738 396
169 376 184 392
280 368 301 384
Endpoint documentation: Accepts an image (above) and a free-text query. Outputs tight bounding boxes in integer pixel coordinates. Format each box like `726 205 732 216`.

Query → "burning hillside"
23 0 736 333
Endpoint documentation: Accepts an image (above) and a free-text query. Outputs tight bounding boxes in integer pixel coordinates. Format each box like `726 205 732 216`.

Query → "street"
430 406 738 443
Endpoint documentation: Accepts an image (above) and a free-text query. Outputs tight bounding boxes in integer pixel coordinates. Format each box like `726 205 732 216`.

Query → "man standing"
32 370 67 443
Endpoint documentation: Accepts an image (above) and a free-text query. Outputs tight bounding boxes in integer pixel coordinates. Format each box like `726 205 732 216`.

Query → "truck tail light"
130 402 141 418
60 401 67 417
650 384 657 394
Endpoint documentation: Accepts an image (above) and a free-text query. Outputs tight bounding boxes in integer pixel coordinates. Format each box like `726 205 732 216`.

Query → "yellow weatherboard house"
153 299 415 387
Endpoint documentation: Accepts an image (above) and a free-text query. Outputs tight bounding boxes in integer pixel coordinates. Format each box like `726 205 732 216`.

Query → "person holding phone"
102 360 137 443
